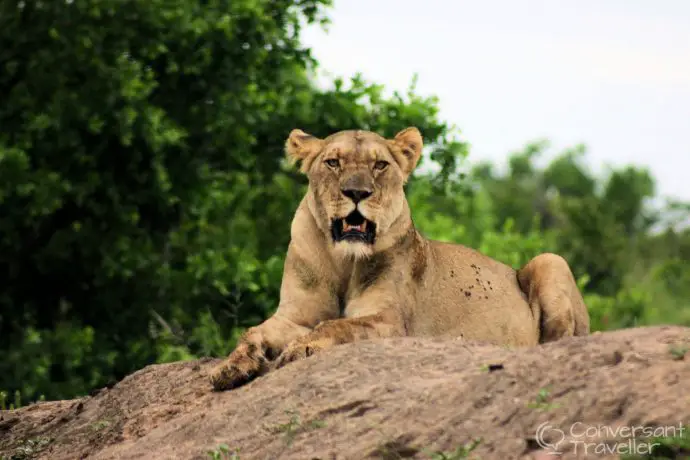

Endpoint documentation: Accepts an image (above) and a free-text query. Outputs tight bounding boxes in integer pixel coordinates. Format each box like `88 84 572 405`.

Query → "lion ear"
388 127 423 180
285 129 324 172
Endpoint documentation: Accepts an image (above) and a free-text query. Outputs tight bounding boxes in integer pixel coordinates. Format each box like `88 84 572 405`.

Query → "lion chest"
337 253 409 318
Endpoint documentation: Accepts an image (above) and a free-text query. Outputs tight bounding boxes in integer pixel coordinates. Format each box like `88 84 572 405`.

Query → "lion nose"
341 188 372 203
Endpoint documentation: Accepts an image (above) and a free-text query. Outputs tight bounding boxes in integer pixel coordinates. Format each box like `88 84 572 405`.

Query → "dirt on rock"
1 325 689 460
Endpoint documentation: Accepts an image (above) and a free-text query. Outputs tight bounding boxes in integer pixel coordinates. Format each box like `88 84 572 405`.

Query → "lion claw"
209 352 267 391
273 342 322 370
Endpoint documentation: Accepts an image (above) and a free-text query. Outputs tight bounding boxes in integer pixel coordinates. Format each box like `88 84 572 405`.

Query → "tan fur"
209 127 590 391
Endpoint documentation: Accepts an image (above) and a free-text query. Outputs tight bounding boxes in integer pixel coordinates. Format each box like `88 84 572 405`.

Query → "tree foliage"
0 0 687 401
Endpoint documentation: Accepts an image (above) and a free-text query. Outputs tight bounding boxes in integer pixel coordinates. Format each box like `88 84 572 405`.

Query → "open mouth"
332 210 376 244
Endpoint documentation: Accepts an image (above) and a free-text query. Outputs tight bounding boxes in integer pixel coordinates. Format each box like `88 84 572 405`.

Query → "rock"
1 326 689 459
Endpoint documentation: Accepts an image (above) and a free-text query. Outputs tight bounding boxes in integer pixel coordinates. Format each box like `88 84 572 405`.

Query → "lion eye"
374 160 389 171
325 159 340 168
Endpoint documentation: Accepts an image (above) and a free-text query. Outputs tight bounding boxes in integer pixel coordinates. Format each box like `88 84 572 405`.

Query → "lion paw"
273 341 324 370
209 346 267 391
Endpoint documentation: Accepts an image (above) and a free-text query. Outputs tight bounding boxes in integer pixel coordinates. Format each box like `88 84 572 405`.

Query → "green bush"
0 0 687 402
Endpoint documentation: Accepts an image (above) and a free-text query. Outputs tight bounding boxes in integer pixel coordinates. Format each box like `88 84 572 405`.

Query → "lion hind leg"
517 253 590 343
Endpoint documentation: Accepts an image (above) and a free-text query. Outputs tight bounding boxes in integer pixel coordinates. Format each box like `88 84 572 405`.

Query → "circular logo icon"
535 421 566 454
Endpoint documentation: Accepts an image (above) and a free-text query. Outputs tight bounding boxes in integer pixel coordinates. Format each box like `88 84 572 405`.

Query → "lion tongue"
344 221 367 233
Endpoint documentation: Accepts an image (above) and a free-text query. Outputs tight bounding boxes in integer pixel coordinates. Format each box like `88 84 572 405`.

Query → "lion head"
285 127 423 259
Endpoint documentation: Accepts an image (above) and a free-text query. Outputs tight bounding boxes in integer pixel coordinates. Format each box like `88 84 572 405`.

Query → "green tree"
2 0 687 404
0 0 464 400
466 141 689 329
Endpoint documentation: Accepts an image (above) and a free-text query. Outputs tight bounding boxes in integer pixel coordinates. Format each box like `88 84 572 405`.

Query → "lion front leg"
273 311 405 369
210 239 342 391
517 252 590 343
209 314 313 391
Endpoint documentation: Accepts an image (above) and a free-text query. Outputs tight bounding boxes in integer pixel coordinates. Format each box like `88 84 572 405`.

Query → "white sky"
301 0 690 201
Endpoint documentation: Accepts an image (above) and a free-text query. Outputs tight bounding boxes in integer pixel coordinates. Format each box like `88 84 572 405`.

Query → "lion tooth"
343 221 367 233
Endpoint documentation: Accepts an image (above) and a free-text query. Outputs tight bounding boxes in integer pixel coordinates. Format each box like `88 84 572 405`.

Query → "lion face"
285 128 423 259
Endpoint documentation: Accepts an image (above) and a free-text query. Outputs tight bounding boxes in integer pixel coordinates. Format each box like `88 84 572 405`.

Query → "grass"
373 433 482 460
267 409 326 447
206 444 240 460
527 387 560 411
0 391 45 411
91 420 111 432
668 343 689 361
4 437 52 459
427 438 482 459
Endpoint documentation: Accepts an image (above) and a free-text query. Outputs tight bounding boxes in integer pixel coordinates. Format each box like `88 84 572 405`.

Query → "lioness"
210 127 589 391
